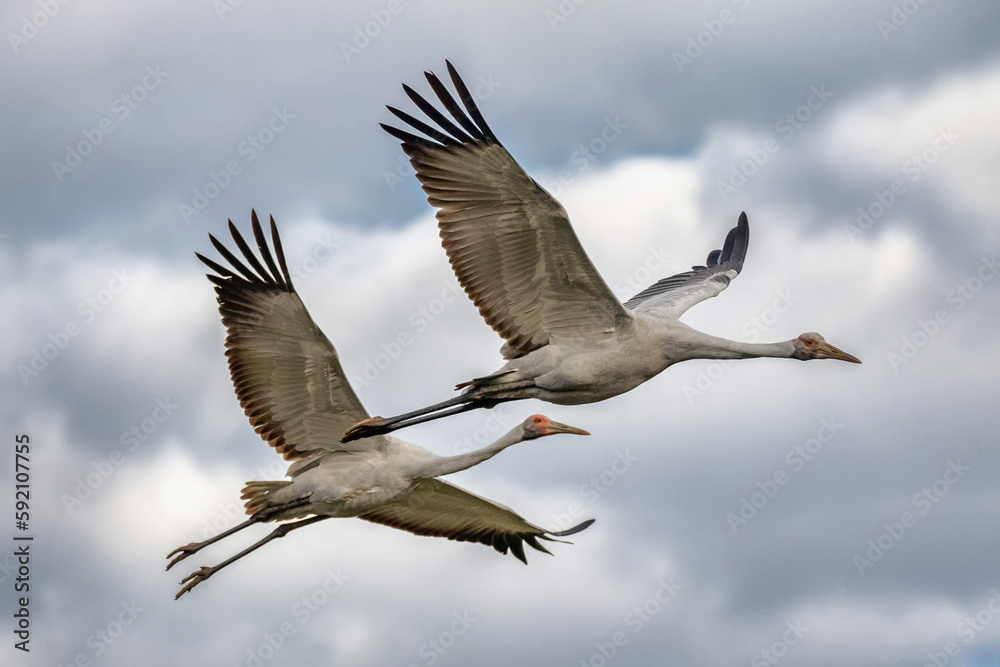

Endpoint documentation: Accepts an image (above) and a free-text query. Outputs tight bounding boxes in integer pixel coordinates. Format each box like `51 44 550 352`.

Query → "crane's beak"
547 420 591 436
817 341 862 364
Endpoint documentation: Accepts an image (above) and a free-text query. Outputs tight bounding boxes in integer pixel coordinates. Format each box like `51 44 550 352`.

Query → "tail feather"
455 369 518 391
241 480 293 517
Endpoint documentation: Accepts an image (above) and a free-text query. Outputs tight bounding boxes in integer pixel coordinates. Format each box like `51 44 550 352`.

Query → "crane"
341 62 861 442
167 212 593 599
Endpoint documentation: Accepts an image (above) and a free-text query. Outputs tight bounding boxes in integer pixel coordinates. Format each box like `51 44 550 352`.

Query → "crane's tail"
454 369 518 391
241 481 294 517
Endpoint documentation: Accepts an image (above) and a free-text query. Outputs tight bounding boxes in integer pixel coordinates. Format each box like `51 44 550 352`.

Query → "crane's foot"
341 416 388 442
166 542 204 571
175 566 216 599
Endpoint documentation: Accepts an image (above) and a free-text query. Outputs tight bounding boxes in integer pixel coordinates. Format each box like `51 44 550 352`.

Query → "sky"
3 1 1000 665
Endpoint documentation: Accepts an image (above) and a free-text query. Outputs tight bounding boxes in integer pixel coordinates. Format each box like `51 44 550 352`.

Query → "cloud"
7 3 1000 666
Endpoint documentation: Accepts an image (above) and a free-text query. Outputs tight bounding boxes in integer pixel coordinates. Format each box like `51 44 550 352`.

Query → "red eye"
533 417 543 424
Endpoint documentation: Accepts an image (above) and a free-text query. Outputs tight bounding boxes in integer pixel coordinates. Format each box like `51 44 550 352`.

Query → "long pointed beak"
547 420 590 436
819 341 862 364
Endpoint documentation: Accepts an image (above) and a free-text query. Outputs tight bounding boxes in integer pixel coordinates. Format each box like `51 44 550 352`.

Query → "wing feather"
358 478 594 563
383 61 630 357
199 211 382 463
624 212 750 320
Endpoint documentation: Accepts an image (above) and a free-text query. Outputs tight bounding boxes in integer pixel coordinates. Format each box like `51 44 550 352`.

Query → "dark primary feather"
197 211 374 462
623 212 750 313
358 479 595 564
381 61 630 356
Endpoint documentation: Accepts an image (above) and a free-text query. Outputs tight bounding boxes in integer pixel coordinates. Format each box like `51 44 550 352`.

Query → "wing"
358 478 594 563
197 211 384 463
382 61 631 357
624 212 749 320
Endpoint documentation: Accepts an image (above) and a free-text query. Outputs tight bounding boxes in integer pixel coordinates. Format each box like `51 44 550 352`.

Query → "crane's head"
792 332 862 363
521 414 590 440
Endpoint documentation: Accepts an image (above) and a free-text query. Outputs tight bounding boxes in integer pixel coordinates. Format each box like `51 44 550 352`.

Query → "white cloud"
9 6 1000 665
823 59 1000 223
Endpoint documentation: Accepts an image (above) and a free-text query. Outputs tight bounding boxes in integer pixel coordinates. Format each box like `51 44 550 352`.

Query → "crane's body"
340 62 861 442
475 318 804 406
259 431 560 519
247 440 421 521
167 214 593 599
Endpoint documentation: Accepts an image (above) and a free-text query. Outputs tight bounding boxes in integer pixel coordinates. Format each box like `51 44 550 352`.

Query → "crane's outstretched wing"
197 211 383 464
358 478 594 563
382 61 631 358
624 212 750 320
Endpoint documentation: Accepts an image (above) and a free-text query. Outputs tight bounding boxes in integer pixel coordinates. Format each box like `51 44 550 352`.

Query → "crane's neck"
417 426 525 478
682 332 796 361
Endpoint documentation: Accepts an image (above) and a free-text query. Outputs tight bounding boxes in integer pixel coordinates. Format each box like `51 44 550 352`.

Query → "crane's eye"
533 417 543 424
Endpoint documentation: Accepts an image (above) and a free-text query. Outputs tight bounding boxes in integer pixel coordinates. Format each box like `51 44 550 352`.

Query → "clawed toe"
165 543 199 571
175 566 214 599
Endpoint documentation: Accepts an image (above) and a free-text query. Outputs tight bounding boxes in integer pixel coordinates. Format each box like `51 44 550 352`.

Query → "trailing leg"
166 516 260 571
166 486 306 570
340 380 535 442
174 515 330 599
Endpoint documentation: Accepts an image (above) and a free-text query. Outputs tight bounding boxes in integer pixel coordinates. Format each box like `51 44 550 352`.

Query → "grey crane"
341 62 860 443
167 213 593 599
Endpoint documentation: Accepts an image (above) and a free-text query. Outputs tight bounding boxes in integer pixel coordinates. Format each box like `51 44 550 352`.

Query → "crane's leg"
166 517 260 571
342 393 473 441
368 400 495 431
340 380 535 442
166 498 311 570
174 515 330 600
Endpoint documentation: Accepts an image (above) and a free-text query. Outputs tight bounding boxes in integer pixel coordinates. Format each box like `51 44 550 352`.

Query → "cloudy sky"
4 1 1000 665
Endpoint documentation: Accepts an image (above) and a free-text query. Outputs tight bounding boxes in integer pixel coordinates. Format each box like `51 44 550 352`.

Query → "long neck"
684 333 796 361
418 427 525 478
